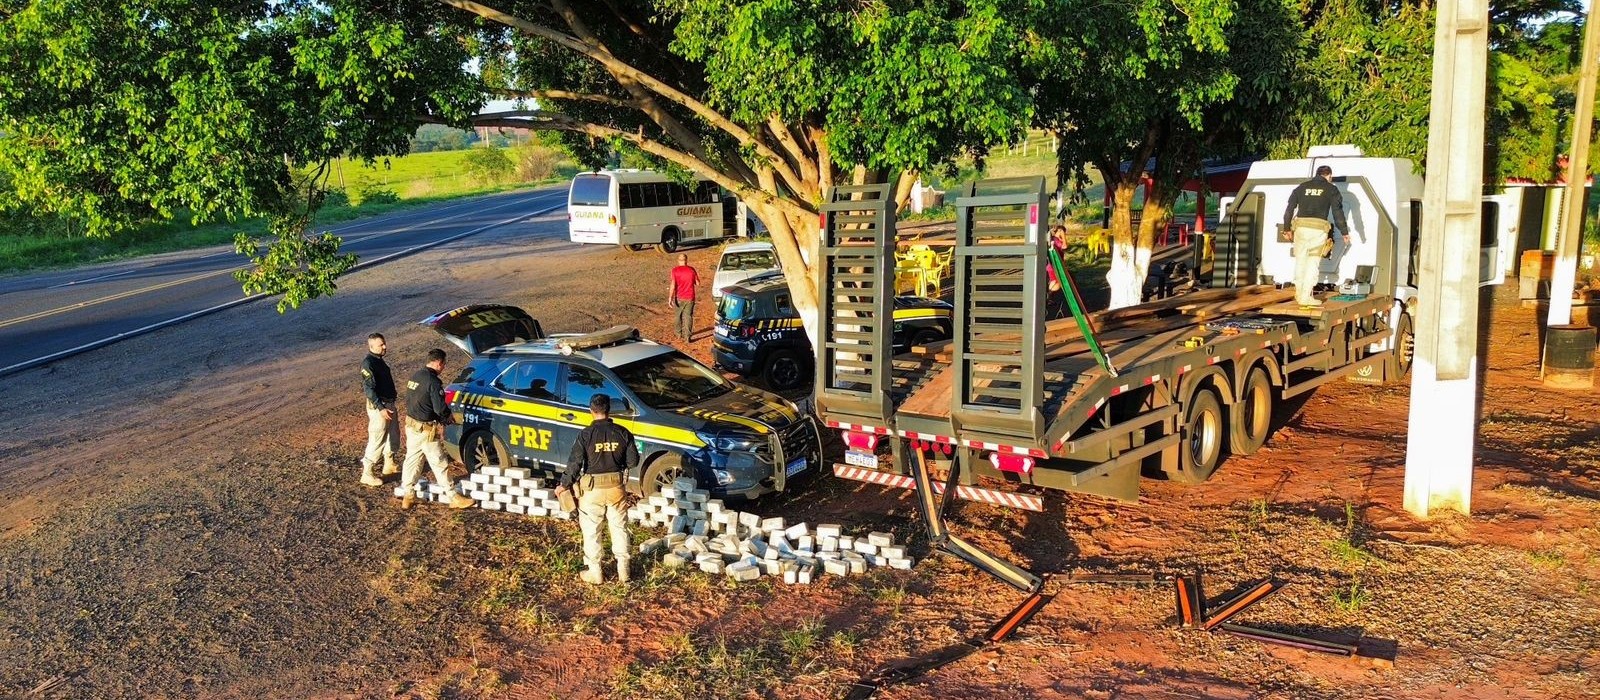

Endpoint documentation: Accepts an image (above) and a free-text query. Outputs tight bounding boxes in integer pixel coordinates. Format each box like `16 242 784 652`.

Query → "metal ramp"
814 184 897 429
950 177 1049 443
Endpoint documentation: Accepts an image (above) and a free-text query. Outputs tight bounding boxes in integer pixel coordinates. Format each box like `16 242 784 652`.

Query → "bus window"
570 175 611 207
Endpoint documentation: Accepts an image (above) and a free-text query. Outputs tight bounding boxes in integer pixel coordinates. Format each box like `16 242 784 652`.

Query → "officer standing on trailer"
556 395 638 585
1281 165 1351 307
358 333 400 487
399 348 476 510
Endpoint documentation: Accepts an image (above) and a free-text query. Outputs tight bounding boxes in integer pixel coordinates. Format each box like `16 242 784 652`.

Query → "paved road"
0 186 570 376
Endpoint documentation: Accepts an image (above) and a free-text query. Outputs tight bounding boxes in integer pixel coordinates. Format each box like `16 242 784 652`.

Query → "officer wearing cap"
557 394 638 584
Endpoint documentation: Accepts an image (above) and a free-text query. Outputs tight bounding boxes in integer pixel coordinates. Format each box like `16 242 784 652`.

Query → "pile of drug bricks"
393 465 574 519
630 477 911 584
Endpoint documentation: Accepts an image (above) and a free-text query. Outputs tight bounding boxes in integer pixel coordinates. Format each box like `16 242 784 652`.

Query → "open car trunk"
419 305 543 356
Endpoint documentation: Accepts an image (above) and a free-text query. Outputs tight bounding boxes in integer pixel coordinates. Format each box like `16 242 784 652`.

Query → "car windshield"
720 251 776 272
611 351 731 409
717 294 749 322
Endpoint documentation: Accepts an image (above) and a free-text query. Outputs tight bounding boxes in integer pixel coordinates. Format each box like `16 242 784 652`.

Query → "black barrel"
1545 324 1597 389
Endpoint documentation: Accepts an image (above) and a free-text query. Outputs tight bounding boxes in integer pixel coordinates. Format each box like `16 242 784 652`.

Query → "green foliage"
461 146 516 185
232 220 356 314
409 123 478 153
0 0 481 308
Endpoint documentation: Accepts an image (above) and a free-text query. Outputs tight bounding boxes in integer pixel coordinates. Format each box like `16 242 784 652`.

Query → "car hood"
672 384 802 436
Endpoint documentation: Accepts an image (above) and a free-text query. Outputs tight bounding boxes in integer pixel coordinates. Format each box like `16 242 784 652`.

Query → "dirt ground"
1 214 1597 699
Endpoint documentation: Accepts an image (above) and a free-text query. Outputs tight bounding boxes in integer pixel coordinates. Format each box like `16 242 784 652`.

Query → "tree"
0 0 482 310
460 0 1034 340
1030 0 1302 308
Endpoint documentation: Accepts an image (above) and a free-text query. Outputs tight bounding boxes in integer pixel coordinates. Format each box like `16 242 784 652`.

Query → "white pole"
1546 11 1600 328
1403 0 1490 518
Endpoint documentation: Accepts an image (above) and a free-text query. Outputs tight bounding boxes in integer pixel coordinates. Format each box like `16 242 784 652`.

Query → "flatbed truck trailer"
810 149 1482 589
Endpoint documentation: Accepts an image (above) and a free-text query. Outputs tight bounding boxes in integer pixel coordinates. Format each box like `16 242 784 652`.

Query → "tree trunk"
1104 178 1145 309
749 201 822 344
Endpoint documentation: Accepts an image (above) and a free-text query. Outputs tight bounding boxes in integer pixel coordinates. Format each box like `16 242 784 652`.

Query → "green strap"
1047 245 1118 377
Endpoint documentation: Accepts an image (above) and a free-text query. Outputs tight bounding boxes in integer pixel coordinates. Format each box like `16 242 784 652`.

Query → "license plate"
714 325 730 338
844 450 877 468
786 456 808 477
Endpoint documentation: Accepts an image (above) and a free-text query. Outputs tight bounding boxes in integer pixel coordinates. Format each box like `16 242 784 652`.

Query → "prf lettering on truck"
509 425 553 450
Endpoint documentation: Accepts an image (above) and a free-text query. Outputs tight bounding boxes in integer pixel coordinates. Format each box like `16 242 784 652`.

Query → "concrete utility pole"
1403 0 1489 518
1546 11 1600 329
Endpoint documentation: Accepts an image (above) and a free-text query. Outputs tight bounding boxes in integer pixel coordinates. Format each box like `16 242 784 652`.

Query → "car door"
488 359 563 467
552 362 637 468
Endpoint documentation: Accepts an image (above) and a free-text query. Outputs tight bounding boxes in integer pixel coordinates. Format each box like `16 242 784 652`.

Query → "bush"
346 175 398 207
320 188 350 209
462 146 516 185
513 144 563 182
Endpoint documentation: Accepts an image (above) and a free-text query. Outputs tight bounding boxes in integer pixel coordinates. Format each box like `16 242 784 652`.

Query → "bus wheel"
1172 388 1223 484
620 243 646 253
658 228 681 253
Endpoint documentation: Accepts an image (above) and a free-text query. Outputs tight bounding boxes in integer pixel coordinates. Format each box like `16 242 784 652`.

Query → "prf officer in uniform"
359 333 400 487
557 395 638 584
399 348 475 510
1281 165 1351 307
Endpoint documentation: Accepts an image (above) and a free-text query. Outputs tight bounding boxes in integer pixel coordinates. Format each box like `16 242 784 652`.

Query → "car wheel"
910 328 946 349
1228 367 1273 456
762 349 809 391
641 454 686 497
462 430 509 473
658 227 681 254
1171 388 1224 485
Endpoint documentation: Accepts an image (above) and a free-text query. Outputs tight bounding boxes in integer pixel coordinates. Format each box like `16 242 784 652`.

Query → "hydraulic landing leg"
844 447 1050 700
908 446 1041 592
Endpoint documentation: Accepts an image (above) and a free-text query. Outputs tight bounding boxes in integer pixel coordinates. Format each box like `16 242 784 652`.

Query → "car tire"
1228 367 1273 456
762 348 809 391
1171 388 1224 485
658 227 681 254
910 328 946 349
462 430 510 473
641 454 686 497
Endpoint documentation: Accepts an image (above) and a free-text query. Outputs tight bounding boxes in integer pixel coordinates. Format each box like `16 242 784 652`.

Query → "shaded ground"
0 218 1596 699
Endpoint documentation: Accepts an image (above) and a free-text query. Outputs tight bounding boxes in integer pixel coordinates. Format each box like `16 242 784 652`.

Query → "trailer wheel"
641 454 686 497
1174 388 1224 484
1387 312 1415 380
658 227 681 253
462 430 510 473
1228 367 1273 456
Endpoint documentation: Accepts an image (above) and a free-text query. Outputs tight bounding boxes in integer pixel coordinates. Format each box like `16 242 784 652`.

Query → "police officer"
1281 165 1352 307
556 394 638 584
358 333 400 487
399 348 475 510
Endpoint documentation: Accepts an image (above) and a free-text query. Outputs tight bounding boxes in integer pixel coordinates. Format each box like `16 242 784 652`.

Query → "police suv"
712 271 954 391
421 305 822 499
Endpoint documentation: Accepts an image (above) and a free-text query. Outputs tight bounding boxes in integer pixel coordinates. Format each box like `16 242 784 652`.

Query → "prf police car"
420 305 822 499
712 271 954 390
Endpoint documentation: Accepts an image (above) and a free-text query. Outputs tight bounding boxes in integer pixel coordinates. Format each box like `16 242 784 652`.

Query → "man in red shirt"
669 253 700 341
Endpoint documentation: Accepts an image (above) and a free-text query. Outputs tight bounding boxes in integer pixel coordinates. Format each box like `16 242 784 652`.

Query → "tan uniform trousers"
1290 217 1332 305
400 418 455 493
361 403 400 473
578 474 629 571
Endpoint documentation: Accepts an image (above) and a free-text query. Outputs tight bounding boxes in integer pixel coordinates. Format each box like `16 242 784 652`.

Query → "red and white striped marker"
832 464 1045 511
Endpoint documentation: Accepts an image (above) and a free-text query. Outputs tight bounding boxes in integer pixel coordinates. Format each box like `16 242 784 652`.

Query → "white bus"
567 169 760 253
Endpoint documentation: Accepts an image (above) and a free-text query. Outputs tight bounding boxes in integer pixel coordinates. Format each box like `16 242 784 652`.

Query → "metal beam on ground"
1404 0 1489 518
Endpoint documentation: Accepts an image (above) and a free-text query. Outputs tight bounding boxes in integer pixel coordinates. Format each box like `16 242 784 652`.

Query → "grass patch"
0 149 576 275
1325 502 1376 567
611 620 854 699
1328 577 1373 613
1528 548 1567 568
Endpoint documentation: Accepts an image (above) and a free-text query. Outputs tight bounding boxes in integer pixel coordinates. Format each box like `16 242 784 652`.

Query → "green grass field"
0 149 576 275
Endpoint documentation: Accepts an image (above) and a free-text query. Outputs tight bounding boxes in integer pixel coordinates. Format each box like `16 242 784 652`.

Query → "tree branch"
471 112 815 222
433 0 807 196
490 88 638 109
767 114 819 199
